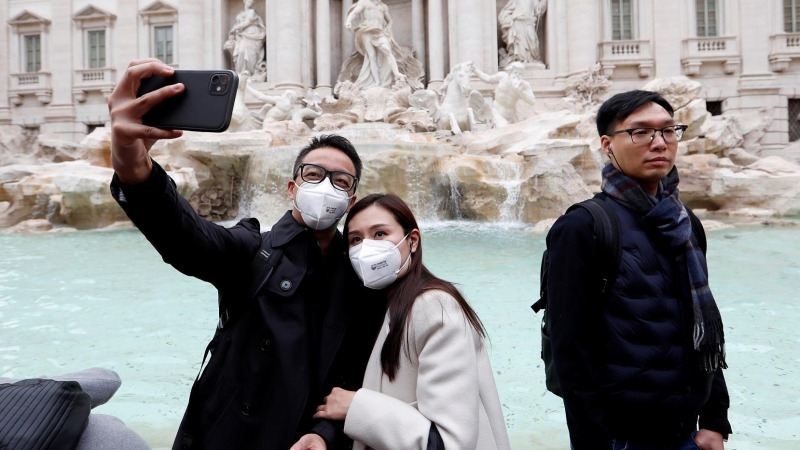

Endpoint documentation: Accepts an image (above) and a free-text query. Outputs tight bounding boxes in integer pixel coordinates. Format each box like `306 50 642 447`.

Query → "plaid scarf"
601 164 727 373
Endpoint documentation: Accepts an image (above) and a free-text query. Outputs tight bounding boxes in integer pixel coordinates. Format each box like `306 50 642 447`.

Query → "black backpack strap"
531 194 621 313
217 231 284 330
568 193 622 295
685 206 707 255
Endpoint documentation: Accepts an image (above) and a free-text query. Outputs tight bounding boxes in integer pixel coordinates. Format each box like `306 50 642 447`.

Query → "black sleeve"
110 160 261 290
698 367 732 438
427 423 445 450
309 419 342 450
547 209 612 450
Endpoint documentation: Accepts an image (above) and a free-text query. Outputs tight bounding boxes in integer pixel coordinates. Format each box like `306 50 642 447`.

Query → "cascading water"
237 126 470 224
485 157 525 224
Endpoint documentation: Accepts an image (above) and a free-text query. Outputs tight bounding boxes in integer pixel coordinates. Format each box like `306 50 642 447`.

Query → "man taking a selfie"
107 59 382 450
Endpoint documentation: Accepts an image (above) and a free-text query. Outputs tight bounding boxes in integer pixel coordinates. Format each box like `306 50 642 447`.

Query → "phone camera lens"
220 75 230 85
211 75 220 84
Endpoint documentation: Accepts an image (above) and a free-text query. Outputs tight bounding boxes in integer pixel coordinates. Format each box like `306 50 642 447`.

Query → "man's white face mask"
349 233 411 290
293 178 352 230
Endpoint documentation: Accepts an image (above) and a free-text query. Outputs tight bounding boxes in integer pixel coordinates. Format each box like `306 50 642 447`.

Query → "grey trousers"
1 368 151 450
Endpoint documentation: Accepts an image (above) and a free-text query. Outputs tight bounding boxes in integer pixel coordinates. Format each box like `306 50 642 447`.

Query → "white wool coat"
343 290 512 450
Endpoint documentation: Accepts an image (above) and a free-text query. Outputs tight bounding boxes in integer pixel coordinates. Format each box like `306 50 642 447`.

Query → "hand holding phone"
108 59 186 185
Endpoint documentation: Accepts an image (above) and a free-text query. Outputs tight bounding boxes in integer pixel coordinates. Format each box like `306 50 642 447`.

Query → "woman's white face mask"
349 233 411 290
293 178 353 230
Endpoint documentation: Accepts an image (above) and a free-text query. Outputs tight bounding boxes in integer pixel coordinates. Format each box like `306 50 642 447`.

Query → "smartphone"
137 70 239 132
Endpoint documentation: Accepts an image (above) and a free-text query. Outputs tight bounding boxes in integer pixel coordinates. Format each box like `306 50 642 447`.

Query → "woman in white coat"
313 193 511 450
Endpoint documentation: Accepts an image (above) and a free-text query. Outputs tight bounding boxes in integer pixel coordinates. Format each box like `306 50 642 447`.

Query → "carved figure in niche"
224 0 266 81
339 0 424 90
498 0 547 67
473 62 536 127
409 62 489 134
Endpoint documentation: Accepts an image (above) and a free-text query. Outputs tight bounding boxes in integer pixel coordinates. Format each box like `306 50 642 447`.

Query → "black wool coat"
111 161 384 450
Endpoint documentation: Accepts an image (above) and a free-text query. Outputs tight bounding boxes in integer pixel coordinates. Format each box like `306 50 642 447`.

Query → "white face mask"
349 233 412 290
293 178 352 230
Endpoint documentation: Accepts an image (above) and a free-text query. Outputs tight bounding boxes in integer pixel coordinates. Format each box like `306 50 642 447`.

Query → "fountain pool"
0 222 798 449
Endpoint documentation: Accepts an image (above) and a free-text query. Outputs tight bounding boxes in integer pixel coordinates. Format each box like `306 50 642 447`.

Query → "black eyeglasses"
608 125 688 145
296 163 358 192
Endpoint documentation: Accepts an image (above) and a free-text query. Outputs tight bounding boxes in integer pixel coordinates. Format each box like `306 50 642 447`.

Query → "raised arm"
343 291 482 449
108 59 260 289
472 67 501 84
108 59 184 184
345 2 364 30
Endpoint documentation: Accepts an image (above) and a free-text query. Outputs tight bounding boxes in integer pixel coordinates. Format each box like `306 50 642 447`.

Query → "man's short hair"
596 90 675 137
292 134 363 182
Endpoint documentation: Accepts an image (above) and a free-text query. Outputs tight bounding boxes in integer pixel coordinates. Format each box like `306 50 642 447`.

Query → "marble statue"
498 0 547 67
291 90 324 124
473 62 536 127
409 62 489 134
247 85 298 125
228 71 259 132
224 0 266 81
338 0 424 90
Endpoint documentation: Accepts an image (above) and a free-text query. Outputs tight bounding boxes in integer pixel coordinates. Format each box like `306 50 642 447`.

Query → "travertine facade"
1 0 798 154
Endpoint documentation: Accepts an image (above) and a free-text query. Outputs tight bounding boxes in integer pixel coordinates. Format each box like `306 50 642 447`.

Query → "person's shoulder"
550 202 595 234
410 290 465 327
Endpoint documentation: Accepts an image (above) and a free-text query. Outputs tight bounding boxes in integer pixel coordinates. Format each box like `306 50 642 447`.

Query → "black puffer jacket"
547 196 731 449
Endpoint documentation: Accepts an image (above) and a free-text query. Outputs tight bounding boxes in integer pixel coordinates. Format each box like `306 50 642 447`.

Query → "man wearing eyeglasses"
107 60 384 450
546 90 731 450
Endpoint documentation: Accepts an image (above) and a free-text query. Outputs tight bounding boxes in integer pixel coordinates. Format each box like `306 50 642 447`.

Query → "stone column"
428 0 445 84
316 0 332 93
448 0 497 74
116 0 138 74
728 0 785 151
43 0 79 140
178 0 205 69
650 0 682 77
0 1 10 124
342 0 354 60
411 0 426 75
565 0 600 76
267 0 304 89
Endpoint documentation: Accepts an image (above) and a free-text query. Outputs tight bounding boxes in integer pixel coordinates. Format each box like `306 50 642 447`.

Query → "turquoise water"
0 223 798 449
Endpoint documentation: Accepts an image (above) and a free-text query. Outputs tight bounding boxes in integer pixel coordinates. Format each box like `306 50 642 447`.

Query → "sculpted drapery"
225 0 266 79
499 0 547 66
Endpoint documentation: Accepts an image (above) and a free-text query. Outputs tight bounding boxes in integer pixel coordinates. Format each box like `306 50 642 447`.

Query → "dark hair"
343 193 487 381
293 134 363 185
596 90 675 136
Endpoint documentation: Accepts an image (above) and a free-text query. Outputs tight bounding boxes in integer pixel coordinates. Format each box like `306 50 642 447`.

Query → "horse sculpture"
408 61 490 134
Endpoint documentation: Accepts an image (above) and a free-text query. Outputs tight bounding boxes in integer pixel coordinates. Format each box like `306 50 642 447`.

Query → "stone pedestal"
724 75 786 152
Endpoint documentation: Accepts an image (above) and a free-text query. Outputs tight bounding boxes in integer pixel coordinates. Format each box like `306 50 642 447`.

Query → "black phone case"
137 70 239 132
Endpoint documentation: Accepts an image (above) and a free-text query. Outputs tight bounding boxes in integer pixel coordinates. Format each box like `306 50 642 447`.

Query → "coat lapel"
316 237 349 388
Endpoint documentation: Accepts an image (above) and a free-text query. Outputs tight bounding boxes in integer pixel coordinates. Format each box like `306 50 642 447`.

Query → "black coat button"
261 338 271 352
241 403 251 416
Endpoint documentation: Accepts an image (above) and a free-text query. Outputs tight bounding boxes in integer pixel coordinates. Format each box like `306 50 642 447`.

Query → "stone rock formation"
0 73 798 231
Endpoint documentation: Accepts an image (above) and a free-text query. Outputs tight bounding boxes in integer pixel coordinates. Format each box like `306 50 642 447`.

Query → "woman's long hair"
344 193 486 381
